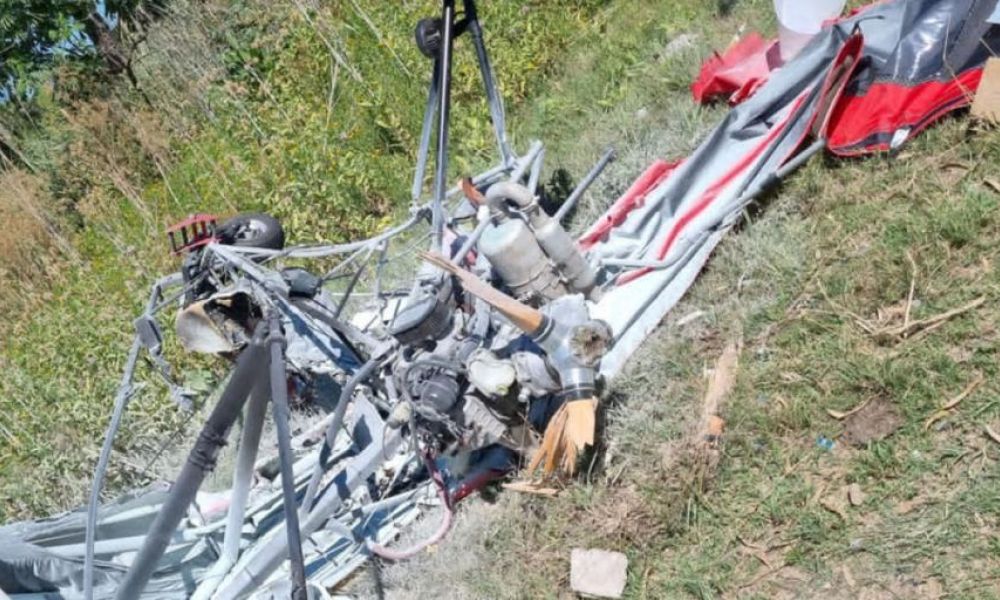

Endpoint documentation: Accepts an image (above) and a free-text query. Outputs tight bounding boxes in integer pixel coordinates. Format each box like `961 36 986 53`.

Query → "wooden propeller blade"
525 397 597 478
460 177 487 206
419 251 545 334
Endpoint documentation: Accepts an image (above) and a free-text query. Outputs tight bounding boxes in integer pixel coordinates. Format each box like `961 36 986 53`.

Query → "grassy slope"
0 0 605 520
375 1 1000 598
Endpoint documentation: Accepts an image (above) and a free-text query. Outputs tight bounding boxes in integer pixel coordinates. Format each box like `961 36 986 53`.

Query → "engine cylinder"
477 213 566 301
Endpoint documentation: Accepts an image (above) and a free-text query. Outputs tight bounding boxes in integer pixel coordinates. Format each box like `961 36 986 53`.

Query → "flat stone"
570 548 628 599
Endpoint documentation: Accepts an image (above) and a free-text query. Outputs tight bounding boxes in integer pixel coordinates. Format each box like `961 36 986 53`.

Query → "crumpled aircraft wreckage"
2 0 997 598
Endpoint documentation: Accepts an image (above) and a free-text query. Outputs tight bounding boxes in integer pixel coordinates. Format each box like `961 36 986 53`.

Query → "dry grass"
0 169 66 315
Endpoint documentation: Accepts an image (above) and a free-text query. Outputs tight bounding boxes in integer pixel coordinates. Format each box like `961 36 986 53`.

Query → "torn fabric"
590 0 998 377
690 33 781 105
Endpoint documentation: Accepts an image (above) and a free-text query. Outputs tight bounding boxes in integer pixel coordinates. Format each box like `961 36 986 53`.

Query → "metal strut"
267 313 308 600
115 324 268 600
412 0 513 250
431 0 455 252
115 316 315 599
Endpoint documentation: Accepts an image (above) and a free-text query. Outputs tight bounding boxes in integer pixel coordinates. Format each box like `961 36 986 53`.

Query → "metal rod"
268 315 308 600
114 327 267 600
191 376 271 600
320 243 371 282
554 147 616 222
333 250 370 320
295 296 380 356
432 0 456 252
451 213 491 266
300 352 385 513
447 160 510 201
84 277 170 600
776 138 825 178
412 58 442 204
528 147 545 195
602 141 825 272
372 240 390 318
726 138 827 222
509 140 542 184
465 0 513 166
83 335 143 600
214 430 405 600
52 527 212 558
601 231 708 270
610 134 826 345
220 210 424 261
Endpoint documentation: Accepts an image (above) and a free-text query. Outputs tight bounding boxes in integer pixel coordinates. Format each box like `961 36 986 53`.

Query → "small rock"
570 548 628 599
933 419 954 432
847 483 865 507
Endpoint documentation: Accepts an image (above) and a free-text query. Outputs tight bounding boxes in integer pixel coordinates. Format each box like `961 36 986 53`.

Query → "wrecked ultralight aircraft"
2 0 997 597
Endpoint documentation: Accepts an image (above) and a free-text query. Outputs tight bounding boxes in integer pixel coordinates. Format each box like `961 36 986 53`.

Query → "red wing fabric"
691 33 779 105
693 0 1000 153
826 0 1000 154
592 0 998 378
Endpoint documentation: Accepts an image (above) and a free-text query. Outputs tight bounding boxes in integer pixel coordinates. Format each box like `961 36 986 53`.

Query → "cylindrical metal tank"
477 212 566 301
529 208 599 299
484 181 600 300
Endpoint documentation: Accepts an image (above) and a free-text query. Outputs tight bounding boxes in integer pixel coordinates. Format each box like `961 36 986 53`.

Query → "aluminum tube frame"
114 327 267 600
412 59 442 205
604 134 827 347
214 430 405 599
431 0 456 252
84 275 180 600
509 140 543 184
464 0 513 167
451 213 491 266
301 351 387 513
268 315 308 600
219 210 425 261
554 147 616 223
83 336 141 600
190 377 271 600
601 139 826 271
528 147 545 195
600 140 827 272
49 525 217 558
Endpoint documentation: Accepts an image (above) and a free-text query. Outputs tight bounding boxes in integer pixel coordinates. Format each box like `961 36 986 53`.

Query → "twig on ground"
923 372 985 430
827 396 873 420
985 178 1000 195
699 340 741 445
503 481 561 497
983 425 1000 446
903 250 917 331
873 296 985 343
